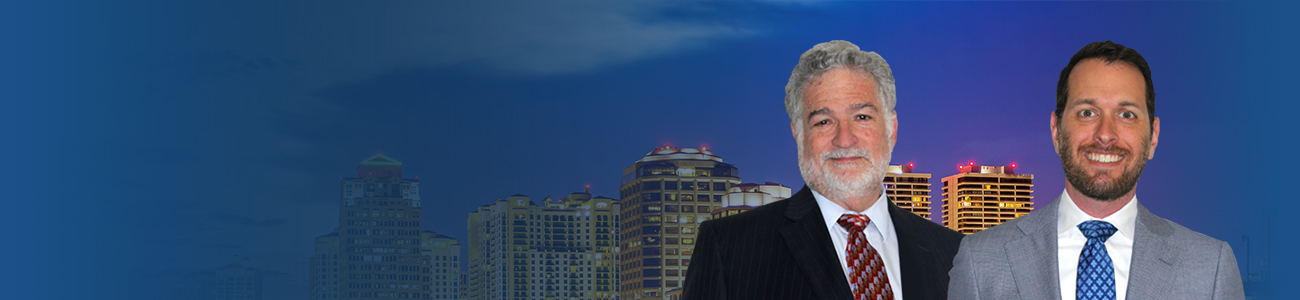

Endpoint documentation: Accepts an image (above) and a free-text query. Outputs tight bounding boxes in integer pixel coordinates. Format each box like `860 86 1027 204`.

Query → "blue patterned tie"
1077 220 1118 300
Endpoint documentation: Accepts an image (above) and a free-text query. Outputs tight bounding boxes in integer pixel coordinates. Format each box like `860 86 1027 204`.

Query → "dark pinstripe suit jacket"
683 186 964 300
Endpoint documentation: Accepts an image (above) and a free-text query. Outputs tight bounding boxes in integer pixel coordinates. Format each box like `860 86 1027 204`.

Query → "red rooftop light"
908 162 914 168
1010 163 1017 168
968 161 974 166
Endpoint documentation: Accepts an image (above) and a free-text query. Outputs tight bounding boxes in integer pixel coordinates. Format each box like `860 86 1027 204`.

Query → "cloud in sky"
156 0 761 85
116 0 773 173
344 0 758 75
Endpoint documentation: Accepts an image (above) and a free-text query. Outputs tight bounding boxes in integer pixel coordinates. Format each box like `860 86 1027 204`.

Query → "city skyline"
8 1 1289 300
316 148 1028 300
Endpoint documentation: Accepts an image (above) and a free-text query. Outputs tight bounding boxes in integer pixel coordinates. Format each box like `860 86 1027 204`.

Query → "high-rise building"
422 231 461 300
885 164 933 220
338 154 428 300
309 232 341 300
466 207 484 300
215 257 263 300
175 256 263 300
467 189 620 300
460 272 468 300
617 145 741 299
941 162 1034 234
710 182 791 219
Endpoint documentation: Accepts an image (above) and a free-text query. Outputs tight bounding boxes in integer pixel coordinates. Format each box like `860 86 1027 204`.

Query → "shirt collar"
1056 189 1139 239
812 187 893 239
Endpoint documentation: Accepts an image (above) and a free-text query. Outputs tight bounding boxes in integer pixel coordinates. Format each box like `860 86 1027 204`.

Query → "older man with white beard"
683 40 964 300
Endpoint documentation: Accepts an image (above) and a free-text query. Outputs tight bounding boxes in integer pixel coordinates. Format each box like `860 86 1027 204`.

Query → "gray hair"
784 40 896 139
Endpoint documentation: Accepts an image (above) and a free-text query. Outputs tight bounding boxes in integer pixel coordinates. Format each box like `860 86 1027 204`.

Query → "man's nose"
1093 115 1118 146
832 122 858 148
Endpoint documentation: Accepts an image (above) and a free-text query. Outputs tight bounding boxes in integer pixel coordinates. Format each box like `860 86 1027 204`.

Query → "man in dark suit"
683 40 964 300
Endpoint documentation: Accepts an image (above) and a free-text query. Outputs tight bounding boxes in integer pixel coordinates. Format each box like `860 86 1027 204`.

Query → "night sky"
5 1 1297 299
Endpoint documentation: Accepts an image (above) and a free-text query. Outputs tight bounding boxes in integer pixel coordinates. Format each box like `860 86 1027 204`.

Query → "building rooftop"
888 163 920 174
422 230 458 240
953 161 1024 175
635 145 723 163
359 153 402 167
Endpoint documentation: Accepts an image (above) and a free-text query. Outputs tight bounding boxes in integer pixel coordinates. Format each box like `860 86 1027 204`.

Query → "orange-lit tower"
940 162 1034 234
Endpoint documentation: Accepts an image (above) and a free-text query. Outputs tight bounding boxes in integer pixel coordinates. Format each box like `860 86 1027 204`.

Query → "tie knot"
836 214 870 231
1078 220 1118 241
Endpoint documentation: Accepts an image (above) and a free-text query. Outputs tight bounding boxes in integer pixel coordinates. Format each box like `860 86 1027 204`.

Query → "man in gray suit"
947 41 1244 300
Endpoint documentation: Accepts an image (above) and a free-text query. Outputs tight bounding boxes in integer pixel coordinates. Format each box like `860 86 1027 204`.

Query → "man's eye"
1120 111 1136 119
814 119 830 126
856 115 870 120
1079 110 1095 117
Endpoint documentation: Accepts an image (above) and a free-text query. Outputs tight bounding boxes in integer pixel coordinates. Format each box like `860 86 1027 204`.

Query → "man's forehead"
803 68 878 95
1066 60 1147 109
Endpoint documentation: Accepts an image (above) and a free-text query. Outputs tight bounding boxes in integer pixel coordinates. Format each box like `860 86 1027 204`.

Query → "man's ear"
1148 117 1160 159
790 121 797 141
889 110 898 148
1050 112 1061 155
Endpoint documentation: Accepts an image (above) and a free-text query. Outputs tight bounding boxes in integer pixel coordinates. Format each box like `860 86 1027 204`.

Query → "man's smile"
1085 152 1124 164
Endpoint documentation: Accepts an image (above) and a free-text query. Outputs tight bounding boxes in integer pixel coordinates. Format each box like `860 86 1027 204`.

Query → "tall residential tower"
884 164 933 220
422 231 461 300
309 233 340 300
467 190 620 300
338 154 427 299
940 162 1034 234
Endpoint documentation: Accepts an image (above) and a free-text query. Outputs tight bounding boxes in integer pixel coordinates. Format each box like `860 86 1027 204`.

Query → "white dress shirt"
1057 190 1138 300
812 188 902 300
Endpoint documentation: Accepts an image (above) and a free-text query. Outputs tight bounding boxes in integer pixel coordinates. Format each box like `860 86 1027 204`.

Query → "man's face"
1052 58 1161 201
792 68 897 200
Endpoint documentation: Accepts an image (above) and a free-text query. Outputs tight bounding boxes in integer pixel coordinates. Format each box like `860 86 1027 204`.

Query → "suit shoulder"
1147 213 1230 247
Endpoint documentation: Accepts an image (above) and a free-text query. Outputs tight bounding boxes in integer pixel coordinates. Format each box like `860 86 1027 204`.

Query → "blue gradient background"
3 1 1295 299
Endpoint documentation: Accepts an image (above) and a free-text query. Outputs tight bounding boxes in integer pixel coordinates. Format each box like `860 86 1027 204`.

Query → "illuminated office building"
617 145 741 299
885 163 933 220
467 189 620 300
338 154 428 300
941 162 1034 234
710 182 791 219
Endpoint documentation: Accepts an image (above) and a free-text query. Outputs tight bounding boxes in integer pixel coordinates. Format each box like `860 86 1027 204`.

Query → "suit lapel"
1005 197 1063 300
779 187 853 300
891 203 933 300
1125 203 1178 299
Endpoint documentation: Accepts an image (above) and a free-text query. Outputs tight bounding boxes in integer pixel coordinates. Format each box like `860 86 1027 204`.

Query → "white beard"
798 145 890 201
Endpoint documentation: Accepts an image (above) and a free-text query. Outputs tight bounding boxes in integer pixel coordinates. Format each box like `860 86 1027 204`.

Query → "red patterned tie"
837 214 894 300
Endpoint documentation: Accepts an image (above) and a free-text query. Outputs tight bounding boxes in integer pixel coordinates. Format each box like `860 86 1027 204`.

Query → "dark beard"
1057 128 1149 201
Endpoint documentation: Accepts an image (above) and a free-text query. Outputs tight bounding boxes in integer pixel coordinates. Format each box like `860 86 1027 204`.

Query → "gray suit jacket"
947 197 1244 300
